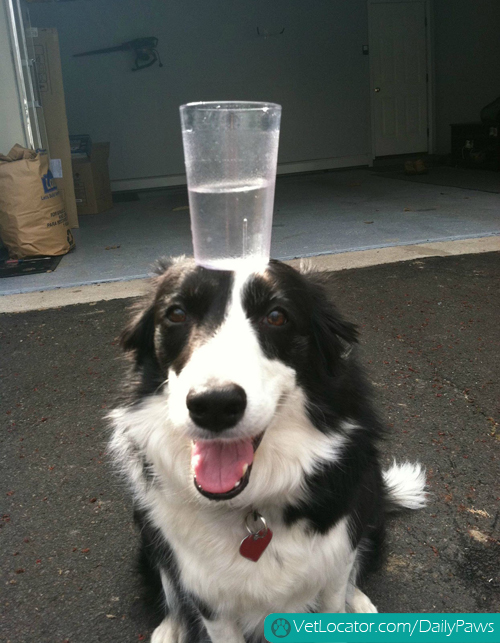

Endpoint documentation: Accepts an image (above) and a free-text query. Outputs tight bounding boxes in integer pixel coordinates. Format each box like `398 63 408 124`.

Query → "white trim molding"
111 155 371 192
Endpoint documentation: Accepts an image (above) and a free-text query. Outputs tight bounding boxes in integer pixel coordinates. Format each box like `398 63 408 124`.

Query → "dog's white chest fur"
150 491 353 633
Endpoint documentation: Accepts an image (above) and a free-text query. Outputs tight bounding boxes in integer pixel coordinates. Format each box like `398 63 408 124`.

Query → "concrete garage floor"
1 252 499 643
1 168 499 296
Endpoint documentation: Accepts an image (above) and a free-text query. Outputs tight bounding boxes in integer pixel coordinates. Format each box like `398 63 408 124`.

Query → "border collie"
109 257 426 643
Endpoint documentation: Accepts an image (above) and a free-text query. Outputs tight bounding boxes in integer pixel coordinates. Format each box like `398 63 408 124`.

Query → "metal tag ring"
245 511 268 537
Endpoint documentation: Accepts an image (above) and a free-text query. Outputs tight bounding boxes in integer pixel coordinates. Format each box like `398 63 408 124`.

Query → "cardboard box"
69 134 92 159
72 142 113 215
31 27 78 228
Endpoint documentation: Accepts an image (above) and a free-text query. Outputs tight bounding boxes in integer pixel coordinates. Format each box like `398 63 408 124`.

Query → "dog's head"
120 257 357 503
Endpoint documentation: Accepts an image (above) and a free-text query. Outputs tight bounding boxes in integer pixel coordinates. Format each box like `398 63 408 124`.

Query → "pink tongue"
192 439 254 494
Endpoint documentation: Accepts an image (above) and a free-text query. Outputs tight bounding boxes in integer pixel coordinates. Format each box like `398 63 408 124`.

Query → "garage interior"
0 0 499 296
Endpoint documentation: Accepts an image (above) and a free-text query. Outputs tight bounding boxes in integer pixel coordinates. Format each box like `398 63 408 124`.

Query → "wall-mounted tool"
74 37 162 71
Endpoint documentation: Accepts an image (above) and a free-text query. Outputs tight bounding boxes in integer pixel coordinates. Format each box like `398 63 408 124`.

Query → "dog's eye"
264 309 287 327
166 307 187 323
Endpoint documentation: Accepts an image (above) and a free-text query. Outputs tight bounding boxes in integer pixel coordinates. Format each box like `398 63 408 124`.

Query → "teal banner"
264 614 499 642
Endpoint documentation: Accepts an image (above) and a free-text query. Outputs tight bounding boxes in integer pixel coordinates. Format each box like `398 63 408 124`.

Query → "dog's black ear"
120 257 180 362
309 283 358 374
314 304 358 346
120 300 156 362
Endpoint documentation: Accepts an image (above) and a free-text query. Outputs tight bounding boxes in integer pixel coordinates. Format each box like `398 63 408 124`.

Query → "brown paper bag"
0 144 75 259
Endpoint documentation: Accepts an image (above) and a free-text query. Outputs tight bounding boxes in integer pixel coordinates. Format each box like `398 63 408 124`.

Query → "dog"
109 257 426 643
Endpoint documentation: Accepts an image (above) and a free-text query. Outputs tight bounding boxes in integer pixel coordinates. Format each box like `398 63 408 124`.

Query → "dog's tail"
383 461 427 511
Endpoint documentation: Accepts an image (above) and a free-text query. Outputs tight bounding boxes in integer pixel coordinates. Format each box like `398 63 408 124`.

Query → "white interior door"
369 1 429 157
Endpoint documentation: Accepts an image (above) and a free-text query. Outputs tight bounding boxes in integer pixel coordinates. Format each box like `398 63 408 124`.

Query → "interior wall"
433 0 500 154
28 0 371 184
0 0 28 153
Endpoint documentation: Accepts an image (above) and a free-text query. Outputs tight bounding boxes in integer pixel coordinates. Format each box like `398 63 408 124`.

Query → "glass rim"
180 101 281 112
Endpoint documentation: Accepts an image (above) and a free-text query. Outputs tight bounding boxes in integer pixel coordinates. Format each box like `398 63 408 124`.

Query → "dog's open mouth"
192 433 264 501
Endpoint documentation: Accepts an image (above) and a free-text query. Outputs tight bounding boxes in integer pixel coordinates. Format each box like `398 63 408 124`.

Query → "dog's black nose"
186 385 247 432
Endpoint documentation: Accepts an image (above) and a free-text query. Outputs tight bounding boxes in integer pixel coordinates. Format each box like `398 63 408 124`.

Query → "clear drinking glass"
180 101 282 270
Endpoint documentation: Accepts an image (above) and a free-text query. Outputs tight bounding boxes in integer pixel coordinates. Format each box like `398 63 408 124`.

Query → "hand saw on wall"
74 37 163 71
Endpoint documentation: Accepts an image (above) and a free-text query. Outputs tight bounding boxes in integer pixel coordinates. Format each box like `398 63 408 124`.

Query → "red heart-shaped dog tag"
239 527 273 562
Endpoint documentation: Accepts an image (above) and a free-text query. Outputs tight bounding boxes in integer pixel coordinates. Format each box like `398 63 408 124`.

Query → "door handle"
374 87 381 93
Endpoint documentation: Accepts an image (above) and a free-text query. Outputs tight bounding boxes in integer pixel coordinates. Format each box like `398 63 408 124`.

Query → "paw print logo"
272 618 291 638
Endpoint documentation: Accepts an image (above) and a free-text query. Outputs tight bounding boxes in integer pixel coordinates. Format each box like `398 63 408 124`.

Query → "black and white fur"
109 257 426 643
